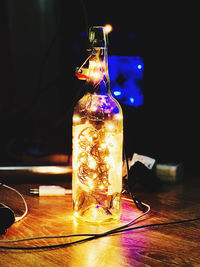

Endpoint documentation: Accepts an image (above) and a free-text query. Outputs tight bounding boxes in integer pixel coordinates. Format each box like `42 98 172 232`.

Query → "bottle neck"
86 47 111 95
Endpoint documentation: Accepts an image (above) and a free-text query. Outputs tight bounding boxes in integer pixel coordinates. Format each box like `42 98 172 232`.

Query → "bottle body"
72 92 123 223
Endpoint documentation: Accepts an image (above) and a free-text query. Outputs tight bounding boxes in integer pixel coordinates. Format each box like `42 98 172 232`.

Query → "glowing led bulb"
101 143 107 149
105 156 114 167
97 62 102 68
87 136 93 142
90 71 102 81
115 114 123 120
104 24 113 34
74 211 79 217
99 184 104 190
107 123 114 131
86 146 90 152
87 178 94 189
73 115 80 122
88 158 96 169
90 105 97 112
89 61 97 67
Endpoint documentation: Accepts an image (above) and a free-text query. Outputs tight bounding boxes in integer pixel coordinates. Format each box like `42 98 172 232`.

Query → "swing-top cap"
88 26 107 48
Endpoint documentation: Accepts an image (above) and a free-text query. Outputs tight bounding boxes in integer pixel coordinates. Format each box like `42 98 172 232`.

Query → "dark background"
0 1 199 173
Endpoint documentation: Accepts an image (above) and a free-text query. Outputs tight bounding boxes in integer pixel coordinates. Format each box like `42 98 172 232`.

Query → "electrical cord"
124 149 147 212
0 198 150 250
0 149 199 251
0 183 28 223
0 181 199 250
0 201 199 250
1 147 199 249
0 182 199 250
0 197 150 245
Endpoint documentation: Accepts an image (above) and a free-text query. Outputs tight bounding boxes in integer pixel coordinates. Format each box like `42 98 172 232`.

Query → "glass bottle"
72 26 123 223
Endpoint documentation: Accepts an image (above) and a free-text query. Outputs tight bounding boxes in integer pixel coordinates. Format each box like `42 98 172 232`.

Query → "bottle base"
73 204 121 224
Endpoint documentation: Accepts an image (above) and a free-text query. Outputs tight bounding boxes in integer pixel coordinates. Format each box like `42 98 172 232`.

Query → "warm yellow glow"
72 25 123 223
89 60 104 69
97 62 102 68
115 114 123 120
90 105 97 112
104 24 113 34
107 123 114 131
73 211 79 217
72 111 123 222
87 178 94 186
73 115 80 122
32 166 72 174
92 207 98 218
89 60 97 68
90 71 102 81
105 156 115 167
100 143 107 149
88 56 105 82
88 157 96 169
0 165 72 174
99 184 104 190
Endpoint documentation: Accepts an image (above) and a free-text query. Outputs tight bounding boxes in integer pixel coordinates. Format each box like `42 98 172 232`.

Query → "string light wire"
0 197 150 250
0 153 199 250
0 183 28 223
0 187 199 251
0 204 199 250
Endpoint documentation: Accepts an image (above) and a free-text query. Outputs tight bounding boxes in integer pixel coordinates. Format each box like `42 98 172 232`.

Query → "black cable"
0 216 199 250
114 216 200 234
0 183 199 251
0 235 97 250
124 149 147 212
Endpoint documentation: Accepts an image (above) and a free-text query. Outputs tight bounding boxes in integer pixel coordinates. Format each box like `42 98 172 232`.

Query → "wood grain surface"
0 172 200 267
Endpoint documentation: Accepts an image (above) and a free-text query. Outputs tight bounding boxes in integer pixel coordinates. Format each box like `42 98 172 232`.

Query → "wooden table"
0 169 200 267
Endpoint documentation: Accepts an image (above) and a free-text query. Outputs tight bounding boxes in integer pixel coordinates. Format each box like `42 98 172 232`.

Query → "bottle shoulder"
73 93 122 121
75 93 122 113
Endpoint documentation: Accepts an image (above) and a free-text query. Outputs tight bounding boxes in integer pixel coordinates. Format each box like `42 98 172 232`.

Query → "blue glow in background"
108 56 144 107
